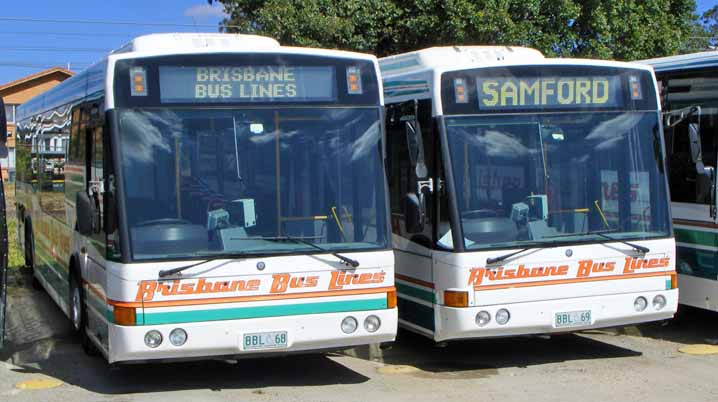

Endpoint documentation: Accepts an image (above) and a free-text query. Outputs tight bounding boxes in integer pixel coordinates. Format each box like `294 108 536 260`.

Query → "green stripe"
674 228 717 248
397 297 435 331
383 79 428 88
138 298 387 325
384 89 429 97
396 282 435 303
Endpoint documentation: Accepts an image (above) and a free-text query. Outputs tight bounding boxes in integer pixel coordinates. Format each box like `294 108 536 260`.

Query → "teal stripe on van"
138 298 387 325
396 282 435 303
674 228 718 248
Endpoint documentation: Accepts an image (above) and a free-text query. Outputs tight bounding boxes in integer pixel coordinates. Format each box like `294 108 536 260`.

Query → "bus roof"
379 46 545 76
380 46 656 110
17 33 380 122
639 50 718 73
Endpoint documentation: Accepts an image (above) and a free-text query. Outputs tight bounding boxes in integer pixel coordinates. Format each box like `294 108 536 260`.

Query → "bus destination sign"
159 65 336 103
476 76 623 110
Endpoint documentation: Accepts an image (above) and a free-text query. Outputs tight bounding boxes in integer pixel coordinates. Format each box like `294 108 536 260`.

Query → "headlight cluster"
634 295 668 312
475 309 511 327
341 315 382 334
144 328 188 348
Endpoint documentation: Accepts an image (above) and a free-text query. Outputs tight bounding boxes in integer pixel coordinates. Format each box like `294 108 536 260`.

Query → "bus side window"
38 106 70 223
66 107 86 214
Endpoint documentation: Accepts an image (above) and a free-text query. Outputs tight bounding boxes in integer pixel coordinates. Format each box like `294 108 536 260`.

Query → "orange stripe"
473 271 671 291
109 286 395 308
396 273 435 289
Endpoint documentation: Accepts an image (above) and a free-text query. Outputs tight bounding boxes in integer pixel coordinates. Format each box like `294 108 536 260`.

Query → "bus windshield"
117 107 388 260
442 111 671 250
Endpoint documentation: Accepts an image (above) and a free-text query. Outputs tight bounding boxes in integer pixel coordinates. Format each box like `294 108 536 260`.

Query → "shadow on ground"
373 327 641 379
632 305 718 345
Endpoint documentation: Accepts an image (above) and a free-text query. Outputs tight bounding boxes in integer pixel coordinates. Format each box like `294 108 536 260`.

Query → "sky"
0 0 228 84
0 0 715 85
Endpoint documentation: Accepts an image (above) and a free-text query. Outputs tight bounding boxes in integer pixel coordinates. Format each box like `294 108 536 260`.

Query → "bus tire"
24 225 42 291
69 272 97 356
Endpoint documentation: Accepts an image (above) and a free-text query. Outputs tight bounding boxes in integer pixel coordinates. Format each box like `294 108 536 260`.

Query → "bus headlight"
169 328 188 346
341 316 358 334
495 309 511 325
144 330 163 348
364 315 381 333
476 311 491 327
634 296 648 312
652 295 667 311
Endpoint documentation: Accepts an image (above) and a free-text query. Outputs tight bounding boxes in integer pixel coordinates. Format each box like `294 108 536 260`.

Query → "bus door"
1 97 9 347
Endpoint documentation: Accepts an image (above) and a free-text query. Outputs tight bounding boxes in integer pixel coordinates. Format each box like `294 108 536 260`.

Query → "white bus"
380 47 677 341
642 51 718 312
15 33 397 363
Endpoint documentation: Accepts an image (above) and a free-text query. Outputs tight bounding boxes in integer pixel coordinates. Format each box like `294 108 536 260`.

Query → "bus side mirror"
405 119 428 179
0 98 8 159
404 192 424 234
104 191 117 234
76 192 97 235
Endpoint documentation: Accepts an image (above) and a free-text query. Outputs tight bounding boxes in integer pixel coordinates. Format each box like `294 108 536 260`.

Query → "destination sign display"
476 76 623 110
159 65 336 103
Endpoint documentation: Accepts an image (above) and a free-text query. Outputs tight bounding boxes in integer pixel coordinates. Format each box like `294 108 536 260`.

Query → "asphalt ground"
2 267 717 402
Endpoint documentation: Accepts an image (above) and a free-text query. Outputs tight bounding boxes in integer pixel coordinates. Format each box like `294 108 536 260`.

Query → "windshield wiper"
486 248 533 265
544 229 649 254
594 231 650 254
260 235 360 268
158 253 246 278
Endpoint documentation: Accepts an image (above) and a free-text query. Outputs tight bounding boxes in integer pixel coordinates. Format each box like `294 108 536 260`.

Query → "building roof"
0 67 74 93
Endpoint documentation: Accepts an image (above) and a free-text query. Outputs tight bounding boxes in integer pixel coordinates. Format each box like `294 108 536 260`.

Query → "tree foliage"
209 0 704 60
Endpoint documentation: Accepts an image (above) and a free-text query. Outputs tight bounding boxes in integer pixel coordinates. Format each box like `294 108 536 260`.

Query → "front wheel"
69 275 97 356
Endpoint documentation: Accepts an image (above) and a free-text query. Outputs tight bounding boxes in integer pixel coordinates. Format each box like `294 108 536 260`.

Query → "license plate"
554 310 592 328
242 331 288 351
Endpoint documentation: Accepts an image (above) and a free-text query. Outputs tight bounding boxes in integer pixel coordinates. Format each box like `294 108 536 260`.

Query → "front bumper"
108 308 397 363
435 289 677 341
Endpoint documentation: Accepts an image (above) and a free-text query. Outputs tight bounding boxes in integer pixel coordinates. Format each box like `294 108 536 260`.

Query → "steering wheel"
134 218 192 227
461 209 498 219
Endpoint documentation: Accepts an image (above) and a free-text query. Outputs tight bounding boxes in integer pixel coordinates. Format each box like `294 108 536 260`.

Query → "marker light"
169 328 188 346
364 315 381 333
454 78 468 103
495 309 511 325
629 75 643 100
144 330 163 348
341 316 358 334
113 305 136 326
670 272 678 289
444 290 469 308
476 311 491 327
130 66 148 97
653 295 667 311
387 289 397 309
346 66 363 94
634 296 648 312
